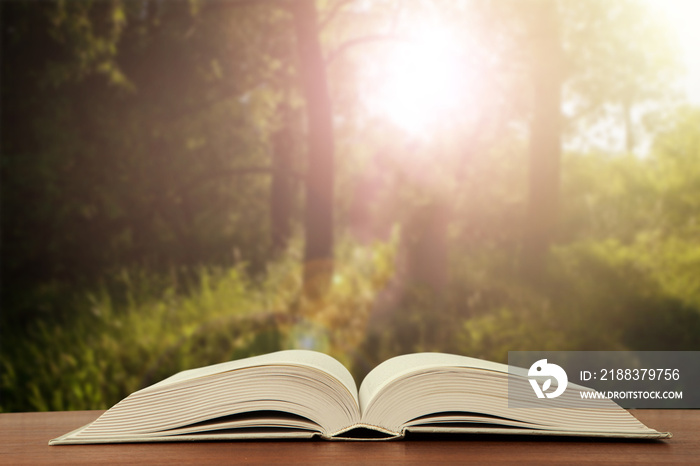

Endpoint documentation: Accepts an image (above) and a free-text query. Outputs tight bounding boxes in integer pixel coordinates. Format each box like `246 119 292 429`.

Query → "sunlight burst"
647 0 700 103
370 28 470 135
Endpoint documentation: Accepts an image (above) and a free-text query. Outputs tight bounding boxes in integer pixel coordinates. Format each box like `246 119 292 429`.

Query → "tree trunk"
292 0 335 298
522 0 562 280
270 103 295 254
404 201 449 292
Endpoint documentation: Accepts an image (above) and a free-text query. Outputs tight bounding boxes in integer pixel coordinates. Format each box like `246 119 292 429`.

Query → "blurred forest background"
2 0 700 412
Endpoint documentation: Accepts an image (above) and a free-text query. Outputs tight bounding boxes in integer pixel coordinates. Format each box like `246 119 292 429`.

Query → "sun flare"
369 27 470 135
647 0 700 103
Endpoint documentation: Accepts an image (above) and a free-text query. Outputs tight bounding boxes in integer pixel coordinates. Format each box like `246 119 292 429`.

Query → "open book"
50 350 670 444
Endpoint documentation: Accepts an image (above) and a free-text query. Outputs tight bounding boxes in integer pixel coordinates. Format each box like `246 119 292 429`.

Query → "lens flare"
647 0 700 104
369 27 471 135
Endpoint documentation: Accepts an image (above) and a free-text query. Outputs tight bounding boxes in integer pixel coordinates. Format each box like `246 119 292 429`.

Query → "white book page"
358 353 509 413
145 350 358 404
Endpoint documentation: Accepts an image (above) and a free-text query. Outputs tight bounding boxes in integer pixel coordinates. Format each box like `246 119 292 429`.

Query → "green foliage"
469 107 700 357
362 235 700 368
2 0 699 415
0 239 395 413
1 1 297 324
560 108 700 307
362 109 700 366
46 0 129 87
1 266 256 412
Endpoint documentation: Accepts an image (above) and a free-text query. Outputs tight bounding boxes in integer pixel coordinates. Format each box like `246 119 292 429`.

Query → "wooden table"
2 410 698 465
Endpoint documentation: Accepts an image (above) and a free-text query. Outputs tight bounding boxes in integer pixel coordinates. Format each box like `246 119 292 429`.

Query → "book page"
358 352 509 413
147 350 358 404
59 350 361 442
357 354 659 437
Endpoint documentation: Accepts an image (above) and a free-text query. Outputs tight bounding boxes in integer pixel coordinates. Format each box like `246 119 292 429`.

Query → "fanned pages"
50 350 670 445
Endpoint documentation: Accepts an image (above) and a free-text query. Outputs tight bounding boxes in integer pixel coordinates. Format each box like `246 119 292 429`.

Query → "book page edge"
403 425 672 439
49 424 320 445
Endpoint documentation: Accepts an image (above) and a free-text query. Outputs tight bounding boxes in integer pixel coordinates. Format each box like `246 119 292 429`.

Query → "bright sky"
647 0 700 104
368 26 470 136
366 0 700 147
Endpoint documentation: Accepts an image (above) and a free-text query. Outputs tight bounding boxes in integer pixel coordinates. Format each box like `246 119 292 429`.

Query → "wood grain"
1 410 697 465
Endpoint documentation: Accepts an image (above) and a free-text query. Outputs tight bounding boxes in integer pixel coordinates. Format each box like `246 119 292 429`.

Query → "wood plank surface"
1 410 698 465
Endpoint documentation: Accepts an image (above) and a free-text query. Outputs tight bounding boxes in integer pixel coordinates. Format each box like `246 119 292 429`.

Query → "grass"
3 232 699 413
0 238 397 412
